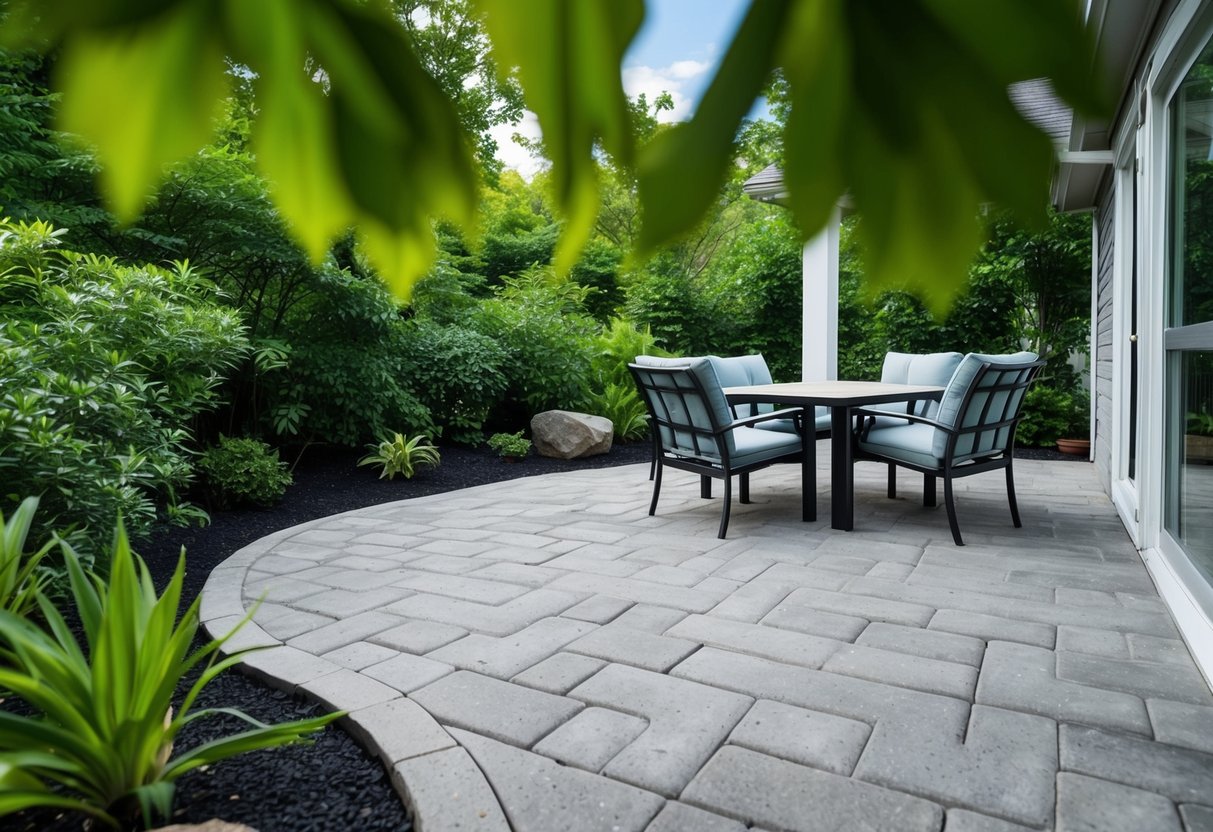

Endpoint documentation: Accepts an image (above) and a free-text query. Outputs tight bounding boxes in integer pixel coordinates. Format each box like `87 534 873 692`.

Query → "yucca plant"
358 432 441 480
0 522 340 829
0 498 54 619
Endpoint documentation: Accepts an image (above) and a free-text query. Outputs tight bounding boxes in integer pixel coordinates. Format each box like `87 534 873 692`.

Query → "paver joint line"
197 459 1213 832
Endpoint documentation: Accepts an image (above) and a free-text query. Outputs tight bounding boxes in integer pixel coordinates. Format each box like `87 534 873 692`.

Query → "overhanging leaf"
54 0 228 221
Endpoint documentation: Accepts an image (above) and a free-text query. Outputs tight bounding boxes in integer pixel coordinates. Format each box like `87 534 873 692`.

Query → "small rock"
531 410 613 459
153 821 257 832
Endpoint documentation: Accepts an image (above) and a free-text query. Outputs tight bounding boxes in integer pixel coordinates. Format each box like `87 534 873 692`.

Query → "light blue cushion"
875 351 963 421
633 357 735 458
754 408 831 434
729 423 803 467
857 423 941 469
933 352 1038 459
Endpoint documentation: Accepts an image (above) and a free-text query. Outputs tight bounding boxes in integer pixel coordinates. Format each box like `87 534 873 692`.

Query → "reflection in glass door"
1165 38 1213 585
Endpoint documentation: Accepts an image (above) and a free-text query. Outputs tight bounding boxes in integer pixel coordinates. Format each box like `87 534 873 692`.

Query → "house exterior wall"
1094 176 1116 494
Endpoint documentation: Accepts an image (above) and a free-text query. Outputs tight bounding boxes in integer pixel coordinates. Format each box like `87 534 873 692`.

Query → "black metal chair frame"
630 363 811 539
853 359 1045 546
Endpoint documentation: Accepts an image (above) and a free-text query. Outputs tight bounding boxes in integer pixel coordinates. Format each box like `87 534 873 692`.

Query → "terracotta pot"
1055 438 1090 456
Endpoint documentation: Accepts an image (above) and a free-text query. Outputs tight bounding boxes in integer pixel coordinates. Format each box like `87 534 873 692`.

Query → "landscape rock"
153 822 258 832
531 410 613 459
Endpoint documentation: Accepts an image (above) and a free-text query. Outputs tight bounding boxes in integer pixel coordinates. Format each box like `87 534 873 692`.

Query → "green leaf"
636 0 791 255
54 0 228 222
478 0 643 273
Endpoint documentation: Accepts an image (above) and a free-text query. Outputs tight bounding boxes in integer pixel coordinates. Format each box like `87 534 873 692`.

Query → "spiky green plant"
0 522 340 829
358 432 441 480
0 498 54 619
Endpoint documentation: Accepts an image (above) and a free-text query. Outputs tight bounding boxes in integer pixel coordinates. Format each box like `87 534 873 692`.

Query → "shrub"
591 383 649 442
0 520 339 829
488 431 532 458
592 318 668 390
401 321 508 445
358 433 441 480
0 498 54 619
1018 386 1078 447
0 219 247 558
197 436 292 508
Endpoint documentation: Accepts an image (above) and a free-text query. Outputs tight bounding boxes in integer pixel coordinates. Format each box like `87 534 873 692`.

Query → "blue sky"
493 0 753 175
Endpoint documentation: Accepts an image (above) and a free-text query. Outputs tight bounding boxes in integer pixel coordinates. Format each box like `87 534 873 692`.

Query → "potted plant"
488 431 532 462
1055 390 1092 456
1186 409 1213 463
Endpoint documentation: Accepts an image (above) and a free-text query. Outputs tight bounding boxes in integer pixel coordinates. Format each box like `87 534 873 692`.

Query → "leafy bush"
624 252 717 356
1018 386 1086 447
0 498 54 619
0 521 339 829
592 318 667 390
591 383 649 442
401 321 508 445
488 431 532 458
197 436 292 509
358 433 441 480
1188 409 1213 437
0 219 247 558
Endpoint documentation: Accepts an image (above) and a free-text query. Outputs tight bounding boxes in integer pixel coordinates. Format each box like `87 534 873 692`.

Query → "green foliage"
487 431 531 458
623 253 717 356
401 321 508 445
0 521 339 829
1187 409 1213 437
0 219 247 557
196 436 293 509
590 383 649 442
0 498 54 620
358 432 441 480
1018 386 1089 447
592 318 668 390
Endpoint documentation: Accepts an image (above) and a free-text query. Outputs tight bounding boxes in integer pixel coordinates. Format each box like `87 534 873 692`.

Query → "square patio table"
725 381 944 531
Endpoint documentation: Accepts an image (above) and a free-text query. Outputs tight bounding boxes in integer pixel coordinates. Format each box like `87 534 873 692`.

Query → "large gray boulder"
531 410 613 459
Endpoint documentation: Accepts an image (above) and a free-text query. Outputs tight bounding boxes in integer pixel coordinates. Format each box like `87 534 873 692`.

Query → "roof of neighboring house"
1008 79 1072 146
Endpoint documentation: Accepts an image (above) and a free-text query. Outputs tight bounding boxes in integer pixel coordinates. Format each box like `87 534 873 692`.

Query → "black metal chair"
853 354 1046 546
629 359 810 539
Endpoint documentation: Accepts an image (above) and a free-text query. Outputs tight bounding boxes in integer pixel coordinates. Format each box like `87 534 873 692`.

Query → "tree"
3 0 1107 308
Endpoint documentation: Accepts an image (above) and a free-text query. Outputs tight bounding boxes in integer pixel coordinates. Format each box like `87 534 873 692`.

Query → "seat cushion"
754 407 831 434
857 423 942 469
730 424 803 468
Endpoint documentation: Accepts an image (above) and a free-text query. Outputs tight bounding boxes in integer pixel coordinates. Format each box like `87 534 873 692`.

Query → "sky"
491 0 752 178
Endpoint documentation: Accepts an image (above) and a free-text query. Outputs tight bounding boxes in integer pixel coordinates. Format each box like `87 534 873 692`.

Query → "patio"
200 451 1213 832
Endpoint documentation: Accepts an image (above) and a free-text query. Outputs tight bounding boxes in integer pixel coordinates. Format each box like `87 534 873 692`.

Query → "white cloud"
621 59 711 122
489 111 546 180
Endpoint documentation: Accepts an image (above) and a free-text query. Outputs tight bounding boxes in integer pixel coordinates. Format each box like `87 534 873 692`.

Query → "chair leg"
1006 464 1023 528
887 463 896 499
649 461 663 517
739 473 750 504
718 476 733 539
700 476 712 499
943 476 964 546
924 474 937 508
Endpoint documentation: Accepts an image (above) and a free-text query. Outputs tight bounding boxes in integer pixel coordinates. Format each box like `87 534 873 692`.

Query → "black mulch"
7 439 1080 831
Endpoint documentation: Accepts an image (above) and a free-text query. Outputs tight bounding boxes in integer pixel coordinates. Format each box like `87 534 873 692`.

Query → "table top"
725 380 944 407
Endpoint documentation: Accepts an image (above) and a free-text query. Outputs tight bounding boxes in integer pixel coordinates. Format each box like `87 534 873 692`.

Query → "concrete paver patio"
201 451 1213 832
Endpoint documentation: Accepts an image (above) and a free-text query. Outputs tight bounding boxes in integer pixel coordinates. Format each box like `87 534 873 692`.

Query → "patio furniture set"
630 351 1045 545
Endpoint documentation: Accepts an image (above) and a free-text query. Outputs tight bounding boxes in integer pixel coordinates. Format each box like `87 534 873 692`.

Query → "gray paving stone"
1055 772 1181 832
470 561 566 587
362 653 455 693
781 586 935 626
943 809 1037 831
322 640 398 670
544 553 648 577
728 699 871 775
1128 634 1198 666
910 563 1055 602
682 746 943 832
511 652 606 694
410 670 583 746
929 609 1056 648
286 610 405 654
407 554 485 574
613 604 688 633
632 564 709 586
548 572 731 612
394 572 530 604
856 622 986 667
1056 651 1213 705
566 625 699 673
243 575 326 604
251 603 335 641
452 728 665 832
759 602 868 641
369 620 468 654
666 614 841 669
644 802 746 832
386 589 583 636
823 644 977 700
1061 724 1213 805
1148 700 1213 755
866 561 916 580
560 594 633 623
392 747 509 832
300 667 401 712
707 580 798 623
1056 625 1130 658
532 706 649 772
570 663 752 797
976 642 1150 735
237 645 340 692
813 535 925 565
1181 804 1213 832
426 617 594 679
346 697 456 764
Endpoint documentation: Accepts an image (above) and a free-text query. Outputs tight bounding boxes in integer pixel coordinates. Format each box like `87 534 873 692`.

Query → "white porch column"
801 206 840 381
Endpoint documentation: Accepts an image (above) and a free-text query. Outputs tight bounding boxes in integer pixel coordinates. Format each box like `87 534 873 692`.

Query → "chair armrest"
725 407 806 433
852 407 954 442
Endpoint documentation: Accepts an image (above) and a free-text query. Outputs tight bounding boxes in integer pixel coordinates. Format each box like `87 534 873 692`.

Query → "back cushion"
933 352 1038 458
632 358 735 458
881 352 962 418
